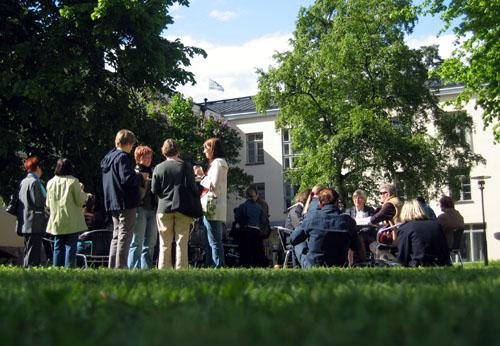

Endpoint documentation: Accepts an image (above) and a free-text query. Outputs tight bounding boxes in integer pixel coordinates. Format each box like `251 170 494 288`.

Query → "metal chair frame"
449 228 465 267
274 226 300 269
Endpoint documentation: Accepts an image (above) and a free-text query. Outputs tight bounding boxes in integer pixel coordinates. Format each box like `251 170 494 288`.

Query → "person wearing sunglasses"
369 183 402 260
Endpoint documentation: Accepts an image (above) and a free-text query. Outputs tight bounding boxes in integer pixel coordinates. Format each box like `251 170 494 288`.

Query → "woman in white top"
195 138 228 268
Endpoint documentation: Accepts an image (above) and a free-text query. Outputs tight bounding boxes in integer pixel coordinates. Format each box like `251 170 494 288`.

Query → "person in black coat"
101 129 145 269
233 186 267 267
397 199 451 267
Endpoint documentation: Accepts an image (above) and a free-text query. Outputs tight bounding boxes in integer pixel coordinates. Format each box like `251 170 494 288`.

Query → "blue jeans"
53 233 79 268
128 208 158 269
203 217 225 268
293 241 308 269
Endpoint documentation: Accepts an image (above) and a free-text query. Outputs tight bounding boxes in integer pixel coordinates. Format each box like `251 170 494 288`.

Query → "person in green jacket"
46 158 89 267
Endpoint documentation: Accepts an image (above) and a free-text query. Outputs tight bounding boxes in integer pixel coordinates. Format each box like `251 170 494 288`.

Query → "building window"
246 133 264 164
283 181 299 210
453 223 484 263
458 177 472 201
253 182 265 201
282 129 300 210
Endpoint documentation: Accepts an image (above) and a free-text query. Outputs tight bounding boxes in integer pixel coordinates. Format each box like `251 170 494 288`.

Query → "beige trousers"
156 212 193 269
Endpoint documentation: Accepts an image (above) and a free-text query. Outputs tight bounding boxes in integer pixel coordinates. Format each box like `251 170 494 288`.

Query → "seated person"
285 188 311 230
233 186 268 267
346 189 375 261
83 194 106 231
397 199 451 267
369 183 402 260
437 195 464 249
290 188 359 268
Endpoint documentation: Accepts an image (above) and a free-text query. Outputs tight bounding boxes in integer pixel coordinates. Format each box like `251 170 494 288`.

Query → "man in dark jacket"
101 129 144 269
233 186 267 267
290 188 359 268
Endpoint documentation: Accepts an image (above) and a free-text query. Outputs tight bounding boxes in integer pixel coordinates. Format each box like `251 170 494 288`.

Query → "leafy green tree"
255 0 483 204
421 0 499 142
0 0 205 199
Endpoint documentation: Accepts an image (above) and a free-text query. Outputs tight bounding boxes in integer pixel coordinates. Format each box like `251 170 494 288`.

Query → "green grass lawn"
1 263 499 346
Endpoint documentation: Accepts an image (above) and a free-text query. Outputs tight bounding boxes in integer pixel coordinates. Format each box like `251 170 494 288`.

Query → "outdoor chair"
274 226 300 268
77 229 112 268
449 228 465 267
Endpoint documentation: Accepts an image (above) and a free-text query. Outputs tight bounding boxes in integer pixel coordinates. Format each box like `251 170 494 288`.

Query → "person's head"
161 139 179 158
352 189 367 209
400 199 426 223
318 188 339 208
24 156 42 177
54 158 74 176
134 145 153 166
84 194 96 212
245 186 258 202
296 189 312 205
312 184 326 196
379 183 396 203
439 195 455 210
203 138 225 162
115 129 136 153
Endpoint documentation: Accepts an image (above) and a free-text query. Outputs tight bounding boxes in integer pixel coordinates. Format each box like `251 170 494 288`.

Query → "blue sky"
167 0 456 102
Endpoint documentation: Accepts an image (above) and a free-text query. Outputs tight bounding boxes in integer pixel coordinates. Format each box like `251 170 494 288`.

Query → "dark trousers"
53 233 79 268
238 227 267 268
109 208 137 269
23 233 43 267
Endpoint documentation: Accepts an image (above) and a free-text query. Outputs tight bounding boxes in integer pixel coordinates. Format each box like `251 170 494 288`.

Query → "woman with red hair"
128 145 158 269
16 156 47 267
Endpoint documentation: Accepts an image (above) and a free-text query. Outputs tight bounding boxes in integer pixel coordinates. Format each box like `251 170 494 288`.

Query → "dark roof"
198 81 463 116
200 96 257 116
199 96 278 116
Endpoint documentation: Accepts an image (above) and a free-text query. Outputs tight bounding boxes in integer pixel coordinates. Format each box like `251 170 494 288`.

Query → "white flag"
209 79 224 92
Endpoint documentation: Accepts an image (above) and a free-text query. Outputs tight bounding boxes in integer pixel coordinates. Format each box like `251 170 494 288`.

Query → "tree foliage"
0 0 206 199
255 0 483 203
422 0 500 142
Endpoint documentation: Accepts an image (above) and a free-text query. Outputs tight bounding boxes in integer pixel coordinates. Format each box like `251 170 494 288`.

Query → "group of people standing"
14 129 229 269
101 130 228 269
285 183 464 268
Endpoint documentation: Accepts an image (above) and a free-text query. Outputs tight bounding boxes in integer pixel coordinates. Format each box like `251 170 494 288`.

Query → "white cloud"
209 10 237 22
170 33 293 102
406 33 457 59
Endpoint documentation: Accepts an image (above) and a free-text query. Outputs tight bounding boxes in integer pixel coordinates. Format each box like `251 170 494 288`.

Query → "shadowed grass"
1 263 499 345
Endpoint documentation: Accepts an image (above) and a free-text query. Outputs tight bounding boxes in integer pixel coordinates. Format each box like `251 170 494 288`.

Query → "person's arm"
289 227 308 246
118 155 143 187
73 179 87 207
370 203 396 224
200 160 223 194
151 166 160 196
184 162 198 194
30 180 45 211
396 227 411 266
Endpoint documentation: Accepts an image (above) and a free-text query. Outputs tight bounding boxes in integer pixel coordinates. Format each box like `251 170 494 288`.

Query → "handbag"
5 193 19 216
171 162 203 218
201 188 217 219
